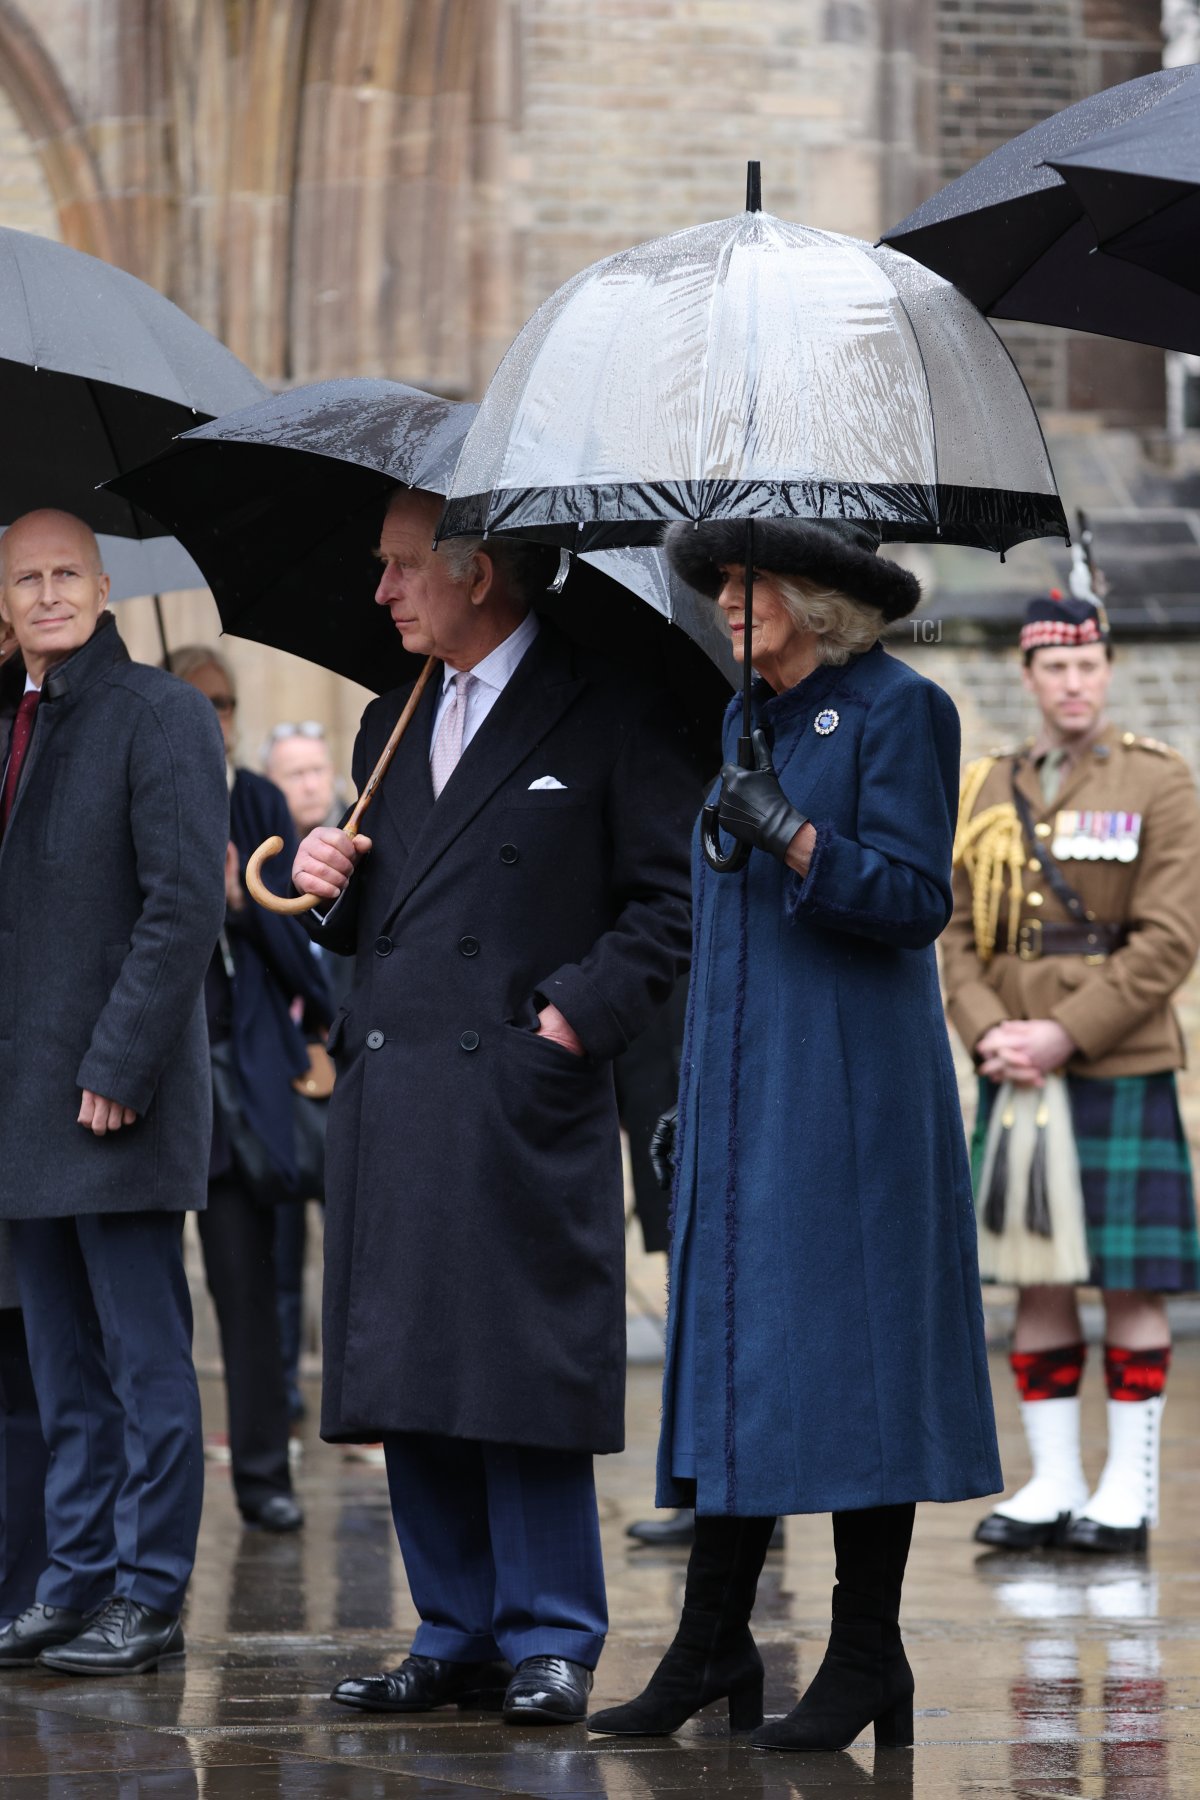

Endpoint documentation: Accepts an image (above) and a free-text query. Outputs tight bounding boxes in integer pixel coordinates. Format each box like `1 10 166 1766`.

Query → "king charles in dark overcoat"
295 489 699 1724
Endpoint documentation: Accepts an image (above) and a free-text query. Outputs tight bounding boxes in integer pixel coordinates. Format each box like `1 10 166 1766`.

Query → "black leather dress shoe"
38 1598 184 1675
973 1511 1072 1551
241 1495 304 1532
331 1654 512 1713
1061 1515 1149 1554
626 1509 785 1552
0 1603 97 1667
503 1656 593 1724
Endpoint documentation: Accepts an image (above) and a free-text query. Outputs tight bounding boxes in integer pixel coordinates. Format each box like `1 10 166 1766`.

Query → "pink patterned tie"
430 671 474 798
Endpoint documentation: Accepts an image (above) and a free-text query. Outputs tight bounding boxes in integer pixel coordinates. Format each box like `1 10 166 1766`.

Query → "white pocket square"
527 776 567 790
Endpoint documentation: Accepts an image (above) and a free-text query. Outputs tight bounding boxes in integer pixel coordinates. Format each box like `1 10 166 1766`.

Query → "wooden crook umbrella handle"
244 654 439 916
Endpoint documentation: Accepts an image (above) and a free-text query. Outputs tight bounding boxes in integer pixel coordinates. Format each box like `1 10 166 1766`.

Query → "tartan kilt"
971 1072 1200 1292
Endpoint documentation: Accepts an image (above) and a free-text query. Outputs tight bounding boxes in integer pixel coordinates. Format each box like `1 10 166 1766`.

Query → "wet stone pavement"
3 1351 1199 1798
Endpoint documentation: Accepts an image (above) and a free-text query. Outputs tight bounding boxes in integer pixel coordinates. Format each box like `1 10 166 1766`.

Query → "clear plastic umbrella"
440 166 1067 869
441 176 1064 556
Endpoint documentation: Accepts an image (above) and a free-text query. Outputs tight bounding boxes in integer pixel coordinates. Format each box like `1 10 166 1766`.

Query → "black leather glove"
649 1105 678 1191
718 729 809 863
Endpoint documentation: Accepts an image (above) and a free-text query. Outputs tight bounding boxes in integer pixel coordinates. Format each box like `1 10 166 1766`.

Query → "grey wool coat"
0 614 228 1220
306 623 699 1454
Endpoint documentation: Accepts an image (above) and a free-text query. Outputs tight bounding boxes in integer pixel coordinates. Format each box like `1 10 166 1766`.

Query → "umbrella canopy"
0 226 265 537
438 207 1066 555
882 67 1200 352
108 378 734 750
1048 75 1200 296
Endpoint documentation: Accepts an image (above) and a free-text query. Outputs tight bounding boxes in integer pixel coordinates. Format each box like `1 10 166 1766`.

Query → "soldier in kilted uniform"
942 592 1200 1554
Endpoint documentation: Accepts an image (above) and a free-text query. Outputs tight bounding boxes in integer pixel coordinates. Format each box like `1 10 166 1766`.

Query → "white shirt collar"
442 611 539 696
23 673 40 694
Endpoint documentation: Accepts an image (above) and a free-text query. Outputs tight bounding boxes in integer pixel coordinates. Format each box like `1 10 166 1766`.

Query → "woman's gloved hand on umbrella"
718 729 810 864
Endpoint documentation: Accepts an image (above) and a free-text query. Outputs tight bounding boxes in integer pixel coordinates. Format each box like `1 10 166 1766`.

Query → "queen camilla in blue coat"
589 519 1001 1753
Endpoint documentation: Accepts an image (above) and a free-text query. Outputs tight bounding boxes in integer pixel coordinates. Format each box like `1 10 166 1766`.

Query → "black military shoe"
331 1653 512 1713
503 1656 593 1724
38 1598 184 1675
0 1603 97 1668
973 1511 1073 1550
1061 1515 1149 1554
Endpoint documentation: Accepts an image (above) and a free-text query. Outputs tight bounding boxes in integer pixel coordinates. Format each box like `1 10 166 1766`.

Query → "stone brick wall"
0 84 59 241
511 0 936 324
934 0 1166 427
893 639 1200 777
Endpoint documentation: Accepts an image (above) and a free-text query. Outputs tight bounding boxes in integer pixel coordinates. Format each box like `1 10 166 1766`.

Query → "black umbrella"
0 227 265 535
882 67 1200 353
110 377 735 911
108 376 734 713
1048 74 1200 297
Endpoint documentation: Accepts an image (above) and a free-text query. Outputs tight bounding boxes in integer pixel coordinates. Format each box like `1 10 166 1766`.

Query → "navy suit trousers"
0 1307 48 1624
383 1433 607 1669
9 1212 203 1614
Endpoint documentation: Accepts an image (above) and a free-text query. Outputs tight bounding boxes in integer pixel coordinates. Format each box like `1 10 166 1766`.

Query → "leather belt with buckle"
1016 920 1126 962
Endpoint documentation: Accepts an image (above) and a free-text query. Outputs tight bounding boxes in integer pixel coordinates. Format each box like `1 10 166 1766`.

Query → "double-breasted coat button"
366 1030 385 1050
459 1030 481 1052
500 843 519 864
374 936 393 956
459 935 480 957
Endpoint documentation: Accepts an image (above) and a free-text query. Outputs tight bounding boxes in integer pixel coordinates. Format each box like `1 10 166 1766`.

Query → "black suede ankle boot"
752 1502 916 1753
588 1515 776 1736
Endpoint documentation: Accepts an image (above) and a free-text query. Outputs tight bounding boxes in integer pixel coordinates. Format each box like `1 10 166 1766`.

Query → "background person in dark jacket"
590 520 1001 1753
262 719 354 1427
291 488 698 1726
0 511 227 1675
172 648 331 1534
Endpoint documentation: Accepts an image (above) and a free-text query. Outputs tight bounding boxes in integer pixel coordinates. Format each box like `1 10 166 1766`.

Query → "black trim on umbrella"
439 480 1069 556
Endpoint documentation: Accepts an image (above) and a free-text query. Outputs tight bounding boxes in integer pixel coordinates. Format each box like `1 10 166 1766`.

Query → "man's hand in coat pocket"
535 1002 585 1057
293 826 373 903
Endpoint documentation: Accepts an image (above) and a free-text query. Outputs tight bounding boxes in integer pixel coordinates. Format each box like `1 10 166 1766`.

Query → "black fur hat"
663 518 921 622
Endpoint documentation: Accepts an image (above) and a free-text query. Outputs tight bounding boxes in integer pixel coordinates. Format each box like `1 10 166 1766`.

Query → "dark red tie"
0 689 40 836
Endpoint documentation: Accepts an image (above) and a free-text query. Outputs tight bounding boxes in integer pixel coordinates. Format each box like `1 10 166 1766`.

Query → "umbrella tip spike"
746 161 762 213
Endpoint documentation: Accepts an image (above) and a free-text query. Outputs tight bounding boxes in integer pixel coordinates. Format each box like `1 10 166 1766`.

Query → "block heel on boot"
873 1693 914 1748
727 1676 765 1732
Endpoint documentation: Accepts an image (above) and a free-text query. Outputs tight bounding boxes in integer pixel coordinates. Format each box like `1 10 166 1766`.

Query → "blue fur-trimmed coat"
656 643 1002 1517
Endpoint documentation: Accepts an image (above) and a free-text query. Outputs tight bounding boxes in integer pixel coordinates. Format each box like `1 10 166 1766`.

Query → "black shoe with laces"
331 1654 512 1713
38 1597 184 1675
0 1603 97 1668
504 1655 593 1723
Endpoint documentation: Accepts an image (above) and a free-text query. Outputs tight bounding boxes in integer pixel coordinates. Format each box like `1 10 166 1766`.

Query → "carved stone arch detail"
290 0 511 393
0 0 117 261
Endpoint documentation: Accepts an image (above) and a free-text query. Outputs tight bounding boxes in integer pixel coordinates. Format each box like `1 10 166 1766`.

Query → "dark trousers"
198 1176 292 1513
0 1307 48 1624
383 1432 607 1669
9 1212 202 1615
273 1199 309 1419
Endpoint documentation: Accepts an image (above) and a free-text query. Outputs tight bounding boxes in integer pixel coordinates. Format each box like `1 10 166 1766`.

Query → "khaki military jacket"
942 722 1200 1078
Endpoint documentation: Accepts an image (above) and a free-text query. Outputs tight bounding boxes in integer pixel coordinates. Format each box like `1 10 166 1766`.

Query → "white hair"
770 575 885 665
439 534 559 602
